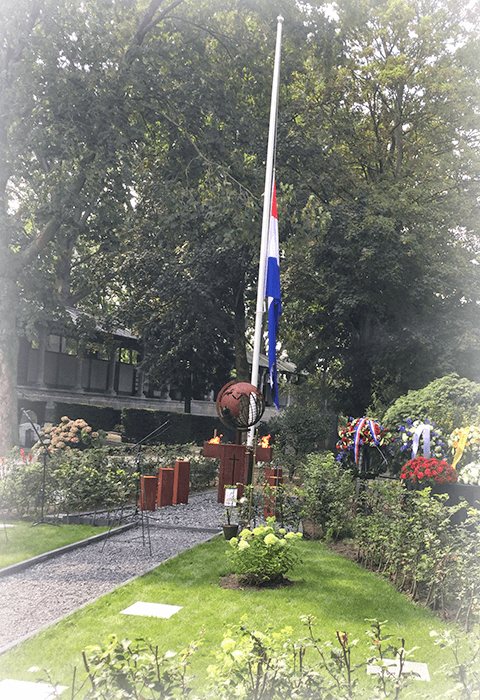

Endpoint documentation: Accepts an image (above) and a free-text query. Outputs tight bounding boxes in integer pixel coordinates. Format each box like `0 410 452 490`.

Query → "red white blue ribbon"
354 418 382 466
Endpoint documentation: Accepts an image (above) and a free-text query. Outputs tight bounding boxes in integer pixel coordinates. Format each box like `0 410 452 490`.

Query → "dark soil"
325 540 359 562
219 573 296 590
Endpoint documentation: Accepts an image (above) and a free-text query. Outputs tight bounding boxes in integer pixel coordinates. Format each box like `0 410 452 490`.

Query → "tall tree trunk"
0 252 19 454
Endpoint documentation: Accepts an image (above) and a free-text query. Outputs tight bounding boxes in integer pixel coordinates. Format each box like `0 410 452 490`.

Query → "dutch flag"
265 181 281 408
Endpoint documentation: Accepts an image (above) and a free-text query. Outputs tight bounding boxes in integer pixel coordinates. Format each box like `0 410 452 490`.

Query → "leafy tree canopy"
280 0 480 414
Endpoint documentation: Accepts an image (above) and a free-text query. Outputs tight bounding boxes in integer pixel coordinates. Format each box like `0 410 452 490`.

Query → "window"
47 335 78 355
47 335 61 353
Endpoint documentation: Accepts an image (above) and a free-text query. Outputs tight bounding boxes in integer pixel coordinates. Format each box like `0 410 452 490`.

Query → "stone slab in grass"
0 679 67 699
120 601 183 619
367 659 430 681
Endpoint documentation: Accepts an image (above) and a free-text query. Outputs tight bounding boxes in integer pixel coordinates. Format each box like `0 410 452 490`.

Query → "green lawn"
0 535 463 697
0 521 112 569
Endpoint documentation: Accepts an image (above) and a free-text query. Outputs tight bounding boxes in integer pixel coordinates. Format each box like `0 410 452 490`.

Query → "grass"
0 535 464 697
0 521 112 569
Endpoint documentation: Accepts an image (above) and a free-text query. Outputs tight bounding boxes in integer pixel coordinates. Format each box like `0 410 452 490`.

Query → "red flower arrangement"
336 417 393 460
400 456 457 484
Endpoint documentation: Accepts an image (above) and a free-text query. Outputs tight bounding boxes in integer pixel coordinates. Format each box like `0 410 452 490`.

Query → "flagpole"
248 15 283 447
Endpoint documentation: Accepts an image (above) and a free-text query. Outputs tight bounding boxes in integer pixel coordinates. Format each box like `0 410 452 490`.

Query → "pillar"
34 325 47 389
139 475 157 511
157 468 174 507
106 345 118 395
173 460 190 504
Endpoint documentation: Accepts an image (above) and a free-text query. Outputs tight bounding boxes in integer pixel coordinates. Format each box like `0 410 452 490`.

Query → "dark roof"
65 307 137 341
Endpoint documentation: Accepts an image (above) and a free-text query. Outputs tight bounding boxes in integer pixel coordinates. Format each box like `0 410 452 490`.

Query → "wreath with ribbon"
448 426 480 470
396 419 446 461
336 417 391 467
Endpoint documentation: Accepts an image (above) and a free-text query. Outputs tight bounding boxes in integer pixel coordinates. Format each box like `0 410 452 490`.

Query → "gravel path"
0 492 224 654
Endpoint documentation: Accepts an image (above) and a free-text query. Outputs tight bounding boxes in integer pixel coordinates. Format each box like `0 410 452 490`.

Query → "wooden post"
139 475 157 511
157 468 174 507
173 460 190 504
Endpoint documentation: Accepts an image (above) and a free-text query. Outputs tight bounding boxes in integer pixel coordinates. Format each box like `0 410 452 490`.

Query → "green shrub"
355 480 480 629
189 455 219 491
1 446 137 519
297 452 355 541
73 633 200 699
1 448 57 519
53 447 137 515
227 518 303 585
37 618 480 699
267 377 336 479
382 374 480 436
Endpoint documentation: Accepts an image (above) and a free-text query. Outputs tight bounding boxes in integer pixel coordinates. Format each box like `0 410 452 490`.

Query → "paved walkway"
0 492 224 654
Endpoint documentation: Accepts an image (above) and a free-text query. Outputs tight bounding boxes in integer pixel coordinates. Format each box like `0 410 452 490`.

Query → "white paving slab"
367 659 430 681
120 601 183 619
0 679 67 699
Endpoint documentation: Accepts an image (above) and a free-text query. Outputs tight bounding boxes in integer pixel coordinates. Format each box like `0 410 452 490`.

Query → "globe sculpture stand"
203 381 273 503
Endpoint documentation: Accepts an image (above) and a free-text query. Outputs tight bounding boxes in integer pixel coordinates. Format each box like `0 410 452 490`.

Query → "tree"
115 0 312 404
280 0 480 415
0 0 186 454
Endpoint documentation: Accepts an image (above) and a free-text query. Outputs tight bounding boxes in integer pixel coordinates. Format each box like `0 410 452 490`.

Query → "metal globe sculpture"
216 381 265 431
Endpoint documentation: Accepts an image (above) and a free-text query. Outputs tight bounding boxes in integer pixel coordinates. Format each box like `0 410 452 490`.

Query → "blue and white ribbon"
411 423 431 459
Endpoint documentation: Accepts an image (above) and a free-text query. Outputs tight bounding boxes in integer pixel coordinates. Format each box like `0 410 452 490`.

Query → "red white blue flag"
265 181 281 408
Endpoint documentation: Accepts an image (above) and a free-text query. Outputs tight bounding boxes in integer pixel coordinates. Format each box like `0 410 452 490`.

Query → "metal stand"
101 420 170 555
32 445 59 526
18 407 58 527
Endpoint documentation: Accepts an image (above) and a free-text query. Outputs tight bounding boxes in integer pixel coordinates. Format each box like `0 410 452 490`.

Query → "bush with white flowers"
227 518 302 585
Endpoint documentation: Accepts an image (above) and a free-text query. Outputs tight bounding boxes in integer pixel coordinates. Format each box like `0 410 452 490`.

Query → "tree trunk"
0 253 19 454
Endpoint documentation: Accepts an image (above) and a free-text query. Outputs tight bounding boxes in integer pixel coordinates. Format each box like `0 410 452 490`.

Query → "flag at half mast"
265 181 281 408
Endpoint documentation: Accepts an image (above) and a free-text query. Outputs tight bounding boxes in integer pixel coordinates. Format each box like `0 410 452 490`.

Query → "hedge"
54 403 121 432
121 408 236 445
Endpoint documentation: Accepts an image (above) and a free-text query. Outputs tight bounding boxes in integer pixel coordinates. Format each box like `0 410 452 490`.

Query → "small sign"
120 602 182 619
0 679 67 699
367 659 430 681
224 488 238 507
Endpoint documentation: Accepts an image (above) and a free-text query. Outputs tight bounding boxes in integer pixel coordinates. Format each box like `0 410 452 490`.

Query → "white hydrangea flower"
221 638 236 652
264 533 279 546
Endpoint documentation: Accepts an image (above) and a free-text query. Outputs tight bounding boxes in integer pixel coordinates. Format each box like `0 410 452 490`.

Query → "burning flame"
261 434 271 448
208 434 222 444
